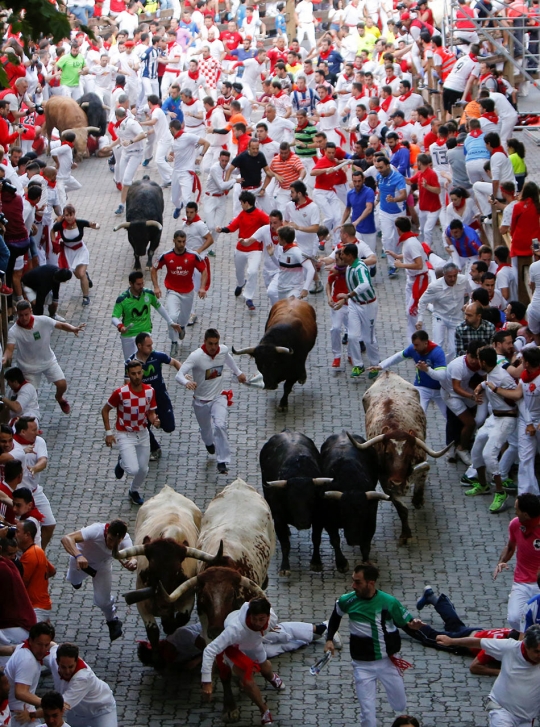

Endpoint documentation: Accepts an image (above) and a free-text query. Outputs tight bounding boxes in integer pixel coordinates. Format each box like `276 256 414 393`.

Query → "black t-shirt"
21 264 62 314
231 151 268 188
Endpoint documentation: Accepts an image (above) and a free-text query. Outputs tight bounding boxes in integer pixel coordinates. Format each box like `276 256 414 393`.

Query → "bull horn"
80 102 89 108
63 128 75 134
113 222 131 231
414 438 455 458
346 432 386 450
184 541 223 563
312 478 334 485
265 480 287 488
145 220 163 230
102 104 110 111
158 575 198 603
413 462 430 474
123 586 155 605
275 346 293 355
232 346 256 355
323 491 343 500
86 126 101 133
116 544 146 559
238 576 266 598
365 491 391 501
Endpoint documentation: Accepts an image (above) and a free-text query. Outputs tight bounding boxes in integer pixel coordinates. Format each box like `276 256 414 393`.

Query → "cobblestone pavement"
32 130 539 727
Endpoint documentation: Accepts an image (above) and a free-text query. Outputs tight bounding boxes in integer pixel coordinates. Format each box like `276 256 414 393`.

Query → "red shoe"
116 182 122 191
59 399 71 415
0 284 13 295
261 709 274 726
331 357 341 368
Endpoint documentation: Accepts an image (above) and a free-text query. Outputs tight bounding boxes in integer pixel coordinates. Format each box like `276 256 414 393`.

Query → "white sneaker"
456 448 472 466
321 621 342 649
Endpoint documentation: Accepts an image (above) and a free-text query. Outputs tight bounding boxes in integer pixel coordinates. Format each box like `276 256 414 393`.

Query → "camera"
34 105 44 115
6 526 16 538
0 213 9 226
1 181 16 196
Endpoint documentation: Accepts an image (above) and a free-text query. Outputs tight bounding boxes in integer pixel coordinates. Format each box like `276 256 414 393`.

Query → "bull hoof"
412 497 424 510
222 709 240 723
337 560 349 574
298 378 306 385
398 535 412 546
309 562 322 573
277 405 288 412
279 569 291 577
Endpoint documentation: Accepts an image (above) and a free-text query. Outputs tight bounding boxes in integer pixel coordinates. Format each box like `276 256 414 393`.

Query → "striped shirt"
294 122 318 158
141 46 159 80
345 259 376 303
269 152 305 189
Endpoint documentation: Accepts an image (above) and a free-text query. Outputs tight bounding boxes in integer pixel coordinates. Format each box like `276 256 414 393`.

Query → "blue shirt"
229 47 257 78
391 146 410 177
383 343 447 389
524 594 540 631
179 20 199 37
463 133 490 162
377 169 407 215
141 46 159 80
126 350 171 397
445 224 482 258
275 12 286 33
162 96 184 124
318 50 343 75
346 186 376 234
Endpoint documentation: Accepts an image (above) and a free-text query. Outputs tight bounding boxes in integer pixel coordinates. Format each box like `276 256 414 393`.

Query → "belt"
186 122 204 128
354 297 377 305
164 68 181 74
205 191 226 197
493 410 517 417
242 185 261 190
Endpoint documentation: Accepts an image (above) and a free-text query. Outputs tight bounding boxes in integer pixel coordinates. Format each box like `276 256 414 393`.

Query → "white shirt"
284 199 319 256
171 132 200 172
7 316 58 373
206 38 225 62
181 219 210 255
178 73 206 100
529 260 540 310
446 198 476 227
253 224 280 279
52 143 73 180
296 0 314 23
269 92 292 118
116 11 139 37
176 344 242 401
479 363 519 412
150 106 170 142
265 116 295 144
395 92 423 120
206 106 227 148
8 381 40 421
482 638 540 721
429 141 450 174
117 116 145 153
206 162 236 195
181 98 204 128
116 51 138 80
489 91 518 121
402 236 428 278
11 436 48 493
22 199 36 235
241 57 267 91
521 370 540 424
491 151 515 184
275 243 314 293
342 3 362 25
495 265 518 301
446 354 486 394
444 55 480 92
75 522 132 566
6 644 42 713
417 274 468 325
316 99 337 132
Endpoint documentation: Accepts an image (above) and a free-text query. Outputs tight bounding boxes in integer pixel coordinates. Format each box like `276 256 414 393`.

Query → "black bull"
113 177 164 270
78 92 108 137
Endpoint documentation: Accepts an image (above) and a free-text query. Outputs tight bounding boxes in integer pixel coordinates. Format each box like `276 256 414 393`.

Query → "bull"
78 92 108 137
113 177 164 270
233 298 317 411
317 431 390 571
260 430 332 576
114 486 219 654
348 371 452 544
159 479 274 722
44 96 101 159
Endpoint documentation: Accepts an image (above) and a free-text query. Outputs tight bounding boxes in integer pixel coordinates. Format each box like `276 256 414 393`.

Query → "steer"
114 486 218 654
260 430 332 576
233 298 317 411
44 96 100 158
113 177 164 270
348 371 452 544
317 431 390 571
158 479 274 722
78 92 108 137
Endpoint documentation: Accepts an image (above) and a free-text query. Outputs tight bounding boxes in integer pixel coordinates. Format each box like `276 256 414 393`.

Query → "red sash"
409 272 429 317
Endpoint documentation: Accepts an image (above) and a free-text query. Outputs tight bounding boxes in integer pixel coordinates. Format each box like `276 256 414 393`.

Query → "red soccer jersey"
318 146 347 161
409 167 442 212
471 628 513 664
156 249 206 294
220 30 243 51
0 482 15 524
107 383 157 432
267 47 289 72
328 268 349 303
423 130 438 151
226 207 270 251
314 157 347 190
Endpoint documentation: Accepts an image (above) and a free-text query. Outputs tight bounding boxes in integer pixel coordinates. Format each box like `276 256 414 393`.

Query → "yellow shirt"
365 26 381 39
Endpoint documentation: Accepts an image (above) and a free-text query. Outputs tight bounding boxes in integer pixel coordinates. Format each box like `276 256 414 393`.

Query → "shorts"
23 361 65 389
442 87 463 112
442 391 476 416
33 487 56 527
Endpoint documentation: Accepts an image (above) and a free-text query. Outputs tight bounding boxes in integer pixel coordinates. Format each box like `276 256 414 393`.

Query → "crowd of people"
0 0 540 724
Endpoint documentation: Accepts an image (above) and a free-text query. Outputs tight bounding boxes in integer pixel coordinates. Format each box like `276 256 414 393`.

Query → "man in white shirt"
204 151 236 245
202 97 229 172
473 132 517 217
61 520 135 642
267 226 315 305
313 85 340 146
168 119 210 220
109 107 151 216
2 367 40 423
284 181 320 258
116 41 139 107
487 90 518 149
140 95 172 186
161 32 183 100
3 301 85 416
51 131 82 210
442 44 481 118
264 104 295 144
35 690 71 727
176 328 246 475
180 88 206 137
295 0 316 48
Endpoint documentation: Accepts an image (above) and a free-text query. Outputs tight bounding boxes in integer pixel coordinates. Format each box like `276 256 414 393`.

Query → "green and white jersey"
345 259 376 304
336 589 412 661
112 288 161 338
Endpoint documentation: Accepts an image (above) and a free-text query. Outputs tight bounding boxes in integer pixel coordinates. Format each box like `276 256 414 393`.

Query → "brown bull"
44 96 100 158
348 371 452 544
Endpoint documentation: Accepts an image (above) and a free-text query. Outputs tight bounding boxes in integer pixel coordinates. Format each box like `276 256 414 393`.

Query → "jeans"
0 234 10 276
403 594 481 650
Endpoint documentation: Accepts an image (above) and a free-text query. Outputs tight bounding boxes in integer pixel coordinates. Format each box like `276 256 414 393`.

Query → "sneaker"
456 449 472 466
115 457 124 479
217 462 228 474
351 366 365 378
388 267 398 278
261 709 274 726
149 448 162 461
82 296 90 306
173 207 182 219
208 249 216 257
342 333 348 345
161 181 172 188
206 444 216 454
72 583 82 590
107 618 123 641
170 341 178 356
460 474 477 486
178 326 186 340
502 478 517 493
368 370 379 380
465 482 491 496
187 313 197 327
309 280 324 294
129 490 144 505
0 284 13 295
269 673 285 691
246 299 256 310
86 272 93 289
416 585 436 610
331 357 342 369
114 204 124 216
490 491 509 513
142 157 152 167
58 399 71 415
234 283 245 297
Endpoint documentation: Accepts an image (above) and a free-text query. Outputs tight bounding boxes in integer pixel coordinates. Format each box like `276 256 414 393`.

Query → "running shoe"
246 299 256 310
460 474 477 486
331 357 341 369
368 370 379 380
388 267 398 278
178 326 186 340
114 204 124 216
490 491 508 514
115 457 124 479
206 444 216 454
187 314 197 327
416 585 436 610
342 333 348 345
465 482 491 496
269 673 285 691
115 182 122 191
59 399 71 414
309 280 324 294
107 618 123 641
82 296 90 306
456 449 472 466
170 341 178 356
502 478 517 493
149 448 162 462
129 490 144 505
217 462 228 474
173 207 182 219
261 709 274 726
234 282 245 297
351 366 365 378
142 157 152 167
0 284 13 295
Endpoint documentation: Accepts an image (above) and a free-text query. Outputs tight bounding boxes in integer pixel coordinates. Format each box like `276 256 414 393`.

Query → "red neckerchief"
187 70 200 81
385 75 396 83
14 433 31 445
22 640 49 665
465 355 480 371
40 173 56 188
185 214 202 224
16 316 35 330
296 119 308 130
304 69 314 75
398 231 417 244
319 49 331 60
113 117 125 129
21 507 45 523
246 613 270 634
392 142 402 152
60 657 87 680
259 136 273 144
434 138 446 146
419 117 432 127
173 129 184 139
104 522 109 538
184 96 196 105
113 84 124 91
24 192 39 207
490 145 507 156
201 343 220 359
318 95 333 104
469 128 483 138
479 72 493 83
88 43 100 52
61 140 74 148
481 111 499 123
167 41 176 51
469 52 478 61
522 368 540 383
381 96 392 112
399 90 412 101
496 262 511 272
295 197 312 209
274 90 285 98
424 341 439 353
205 108 214 120
282 242 298 251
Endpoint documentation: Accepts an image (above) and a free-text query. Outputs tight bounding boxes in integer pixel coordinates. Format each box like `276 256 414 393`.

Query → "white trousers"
432 315 458 362
142 77 159 97
301 157 316 190
517 420 540 495
471 415 517 475
154 138 172 184
116 429 150 492
500 114 519 145
296 22 316 49
66 558 116 622
65 84 83 100
204 193 228 240
57 176 82 210
330 305 349 355
165 289 194 338
193 396 230 463
466 158 490 185
419 208 439 246
273 188 292 212
119 150 144 187
267 278 304 306
379 210 401 264
0 627 28 666
313 189 340 235
360 232 377 253
418 386 446 416
161 72 180 99
473 180 495 216
171 170 194 209
234 249 262 301
113 146 124 184
120 336 137 360
405 277 423 338
352 656 407 727
489 708 533 727
508 581 540 630
347 300 380 367
68 709 118 727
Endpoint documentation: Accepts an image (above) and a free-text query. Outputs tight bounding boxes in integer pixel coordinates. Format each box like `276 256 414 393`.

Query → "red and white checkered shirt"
107 383 157 432
198 56 221 89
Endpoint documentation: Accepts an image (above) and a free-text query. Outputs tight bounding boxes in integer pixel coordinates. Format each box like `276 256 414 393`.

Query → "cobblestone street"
30 132 540 727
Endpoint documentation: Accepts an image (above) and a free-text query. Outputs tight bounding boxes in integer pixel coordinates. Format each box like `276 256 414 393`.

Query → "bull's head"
232 344 294 390
158 566 265 640
264 477 333 531
65 126 102 158
113 220 163 232
323 490 390 545
346 431 452 496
